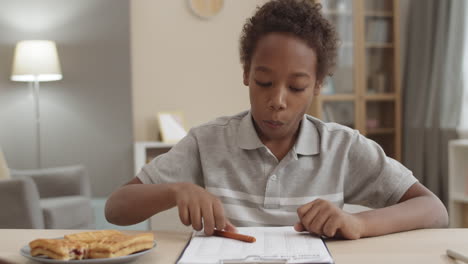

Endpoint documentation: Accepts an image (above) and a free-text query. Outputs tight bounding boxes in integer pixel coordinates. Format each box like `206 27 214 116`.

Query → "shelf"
450 139 468 148
322 10 353 16
366 43 394 48
365 11 393 17
320 94 356 101
364 94 396 101
135 141 175 148
366 128 395 135
452 192 468 203
134 141 175 175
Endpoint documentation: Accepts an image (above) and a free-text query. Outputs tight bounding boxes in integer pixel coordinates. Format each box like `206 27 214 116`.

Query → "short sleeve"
344 132 418 208
136 129 204 187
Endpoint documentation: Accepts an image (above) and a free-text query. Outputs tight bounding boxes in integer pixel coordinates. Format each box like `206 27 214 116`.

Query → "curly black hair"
239 0 338 82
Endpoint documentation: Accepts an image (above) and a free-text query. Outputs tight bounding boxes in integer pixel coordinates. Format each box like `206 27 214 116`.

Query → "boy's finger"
294 222 305 232
224 220 237 233
322 217 339 238
178 204 190 226
309 212 330 235
201 204 215 235
190 205 203 231
213 201 226 230
300 206 321 231
296 201 315 219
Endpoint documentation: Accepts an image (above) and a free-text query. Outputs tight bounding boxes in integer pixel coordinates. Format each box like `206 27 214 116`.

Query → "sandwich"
29 230 154 260
64 230 123 243
29 239 88 260
88 233 154 259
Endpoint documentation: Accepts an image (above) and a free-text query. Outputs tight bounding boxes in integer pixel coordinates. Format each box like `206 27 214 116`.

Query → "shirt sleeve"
136 129 204 187
344 132 418 208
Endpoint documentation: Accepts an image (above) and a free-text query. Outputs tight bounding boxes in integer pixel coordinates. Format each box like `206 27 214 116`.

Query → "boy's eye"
290 86 306 92
255 80 272 87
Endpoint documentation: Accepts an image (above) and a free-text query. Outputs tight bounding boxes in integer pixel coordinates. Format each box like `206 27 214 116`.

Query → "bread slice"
64 230 123 243
88 233 154 259
29 239 88 260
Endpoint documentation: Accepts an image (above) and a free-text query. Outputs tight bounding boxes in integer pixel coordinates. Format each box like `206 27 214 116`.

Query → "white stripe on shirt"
223 204 299 226
206 186 343 206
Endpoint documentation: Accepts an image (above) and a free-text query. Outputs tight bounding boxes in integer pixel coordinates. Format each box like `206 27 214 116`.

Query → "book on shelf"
367 72 387 93
322 102 354 127
366 18 390 43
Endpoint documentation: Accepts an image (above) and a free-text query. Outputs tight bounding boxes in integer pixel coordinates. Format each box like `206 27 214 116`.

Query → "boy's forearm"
105 183 178 226
355 195 448 237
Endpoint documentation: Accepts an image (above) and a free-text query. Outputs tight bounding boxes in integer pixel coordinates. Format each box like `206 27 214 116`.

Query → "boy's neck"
261 129 299 162
264 139 295 162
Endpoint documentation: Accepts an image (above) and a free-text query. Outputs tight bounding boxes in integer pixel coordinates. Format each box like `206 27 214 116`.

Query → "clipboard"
176 226 334 264
221 256 289 263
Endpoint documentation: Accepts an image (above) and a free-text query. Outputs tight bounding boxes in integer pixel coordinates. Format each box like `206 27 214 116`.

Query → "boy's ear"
243 70 249 86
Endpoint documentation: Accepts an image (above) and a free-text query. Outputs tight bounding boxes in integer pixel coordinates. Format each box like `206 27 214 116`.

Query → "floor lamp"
10 40 63 169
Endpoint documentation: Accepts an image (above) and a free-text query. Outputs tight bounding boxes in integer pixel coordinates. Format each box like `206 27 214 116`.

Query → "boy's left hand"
294 199 364 240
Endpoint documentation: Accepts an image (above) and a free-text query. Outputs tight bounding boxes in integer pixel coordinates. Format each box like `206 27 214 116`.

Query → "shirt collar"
237 111 321 155
294 115 321 156
237 111 265 150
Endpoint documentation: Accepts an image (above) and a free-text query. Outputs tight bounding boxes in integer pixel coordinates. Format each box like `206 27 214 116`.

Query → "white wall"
131 0 267 141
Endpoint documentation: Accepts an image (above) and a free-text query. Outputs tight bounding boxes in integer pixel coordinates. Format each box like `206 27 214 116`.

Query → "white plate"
20 241 156 264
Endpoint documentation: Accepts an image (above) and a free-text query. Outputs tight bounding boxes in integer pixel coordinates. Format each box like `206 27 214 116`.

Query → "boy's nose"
268 88 287 110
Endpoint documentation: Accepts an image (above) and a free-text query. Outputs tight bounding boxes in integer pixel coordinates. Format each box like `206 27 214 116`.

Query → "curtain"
402 0 467 204
457 3 468 139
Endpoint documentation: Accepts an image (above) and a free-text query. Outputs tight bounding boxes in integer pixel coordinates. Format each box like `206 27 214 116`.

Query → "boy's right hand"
172 182 237 235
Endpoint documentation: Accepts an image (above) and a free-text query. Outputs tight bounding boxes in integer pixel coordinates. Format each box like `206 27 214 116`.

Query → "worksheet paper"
177 226 334 264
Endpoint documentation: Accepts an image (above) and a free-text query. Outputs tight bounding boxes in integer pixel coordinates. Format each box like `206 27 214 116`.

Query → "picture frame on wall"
156 112 187 143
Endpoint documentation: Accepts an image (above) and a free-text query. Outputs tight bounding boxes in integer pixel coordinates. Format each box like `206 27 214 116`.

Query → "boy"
106 0 448 239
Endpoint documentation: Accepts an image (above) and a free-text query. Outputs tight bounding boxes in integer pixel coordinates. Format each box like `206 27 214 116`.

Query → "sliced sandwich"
29 239 88 260
88 233 154 259
64 230 123 243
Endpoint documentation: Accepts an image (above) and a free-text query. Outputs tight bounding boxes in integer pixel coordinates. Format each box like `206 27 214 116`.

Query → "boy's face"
244 32 321 142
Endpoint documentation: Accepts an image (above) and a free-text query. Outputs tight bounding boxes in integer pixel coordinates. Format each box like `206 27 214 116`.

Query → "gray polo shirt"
137 110 417 227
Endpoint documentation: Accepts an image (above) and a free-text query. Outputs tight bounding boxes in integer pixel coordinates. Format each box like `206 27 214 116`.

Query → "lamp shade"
11 40 62 82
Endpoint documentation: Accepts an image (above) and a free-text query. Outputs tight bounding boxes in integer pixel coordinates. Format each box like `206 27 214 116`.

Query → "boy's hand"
294 199 364 240
172 182 237 235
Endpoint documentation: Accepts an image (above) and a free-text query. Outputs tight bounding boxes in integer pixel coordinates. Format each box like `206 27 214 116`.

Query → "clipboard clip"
221 255 288 264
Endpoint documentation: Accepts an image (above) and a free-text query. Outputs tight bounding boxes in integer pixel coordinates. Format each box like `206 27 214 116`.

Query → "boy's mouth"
263 120 284 129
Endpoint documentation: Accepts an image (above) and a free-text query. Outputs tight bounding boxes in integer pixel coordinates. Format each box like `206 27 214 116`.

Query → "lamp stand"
32 78 41 169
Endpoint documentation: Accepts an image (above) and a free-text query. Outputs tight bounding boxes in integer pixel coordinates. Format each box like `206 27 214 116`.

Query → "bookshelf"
310 0 402 161
448 140 468 227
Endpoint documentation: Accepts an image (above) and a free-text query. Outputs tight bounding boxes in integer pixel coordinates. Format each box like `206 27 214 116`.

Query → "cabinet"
310 0 402 160
448 139 468 227
134 141 175 175
134 141 192 231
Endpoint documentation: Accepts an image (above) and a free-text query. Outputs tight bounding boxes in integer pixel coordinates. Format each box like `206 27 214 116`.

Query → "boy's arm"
295 182 448 239
105 177 178 226
354 182 448 237
105 177 236 235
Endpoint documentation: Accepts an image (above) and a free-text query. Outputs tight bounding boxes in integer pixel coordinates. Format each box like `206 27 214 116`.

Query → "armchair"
0 165 95 229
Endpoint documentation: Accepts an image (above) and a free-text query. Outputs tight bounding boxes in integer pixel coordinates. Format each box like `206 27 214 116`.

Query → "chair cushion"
40 196 95 229
10 165 90 198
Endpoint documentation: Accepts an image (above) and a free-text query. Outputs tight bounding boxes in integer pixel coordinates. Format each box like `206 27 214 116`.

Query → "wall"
131 0 267 141
0 0 133 197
